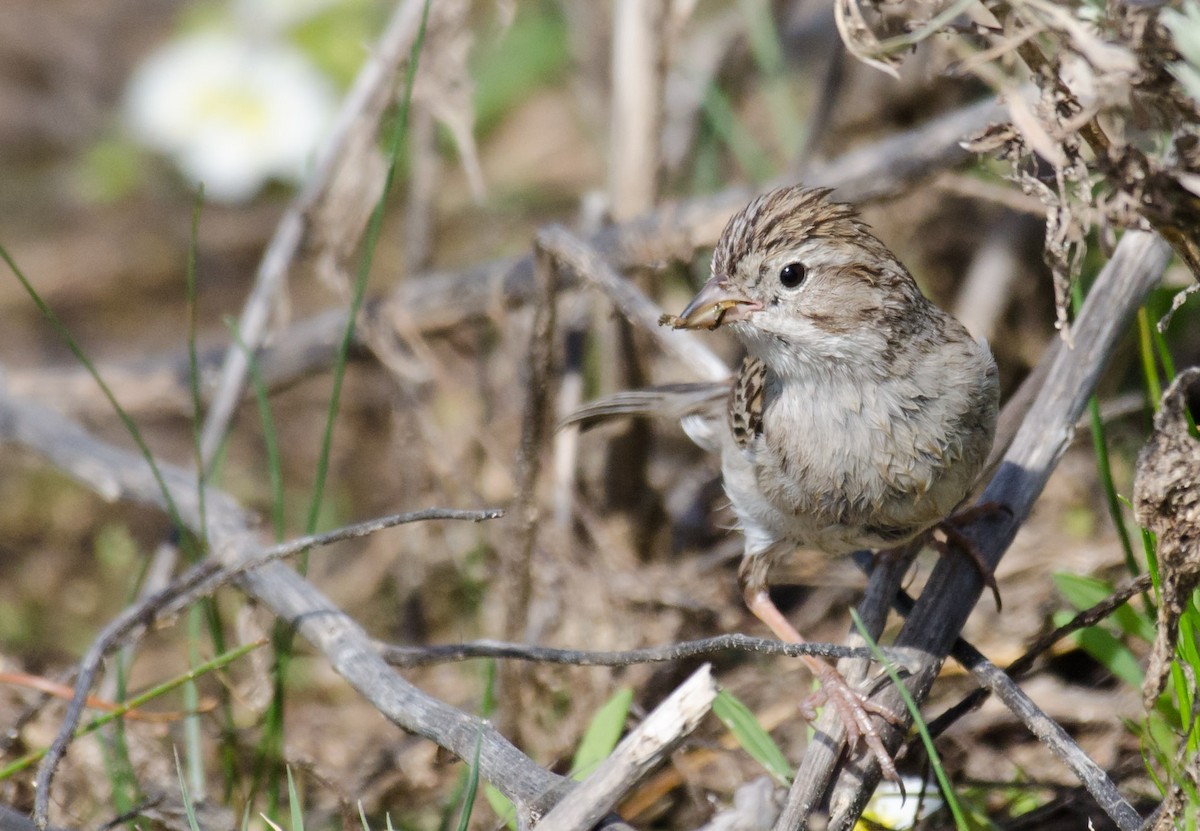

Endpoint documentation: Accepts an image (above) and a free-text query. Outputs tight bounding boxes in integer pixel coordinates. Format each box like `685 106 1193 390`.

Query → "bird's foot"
800 661 904 782
932 502 1012 611
743 585 904 780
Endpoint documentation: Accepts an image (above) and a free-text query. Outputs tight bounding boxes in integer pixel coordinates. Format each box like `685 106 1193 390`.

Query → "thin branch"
921 572 1153 742
943 636 1142 828
378 633 914 669
0 385 564 828
501 233 562 650
535 226 729 382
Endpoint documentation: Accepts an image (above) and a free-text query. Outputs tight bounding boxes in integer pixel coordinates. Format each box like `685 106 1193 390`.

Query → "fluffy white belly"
721 373 987 558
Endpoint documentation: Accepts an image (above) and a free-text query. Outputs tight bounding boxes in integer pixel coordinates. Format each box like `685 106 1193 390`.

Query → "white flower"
124 31 336 202
858 776 944 830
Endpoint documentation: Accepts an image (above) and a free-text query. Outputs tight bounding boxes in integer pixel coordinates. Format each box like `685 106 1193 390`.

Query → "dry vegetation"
1 1 1200 830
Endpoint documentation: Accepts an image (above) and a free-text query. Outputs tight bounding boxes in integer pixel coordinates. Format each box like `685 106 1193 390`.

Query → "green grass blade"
454 730 483 831
1052 573 1156 643
1071 280 1139 576
738 0 802 157
183 606 206 801
849 609 970 830
700 84 774 183
712 689 792 784
0 244 187 534
484 784 517 831
0 638 265 779
1137 307 1163 408
480 659 497 718
304 0 433 544
1050 609 1145 687
287 766 304 831
175 746 203 831
185 188 208 551
258 0 434 809
226 319 286 541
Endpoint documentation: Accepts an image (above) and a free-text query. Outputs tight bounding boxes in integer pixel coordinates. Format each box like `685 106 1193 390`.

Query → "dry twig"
378 633 911 669
0 384 559 828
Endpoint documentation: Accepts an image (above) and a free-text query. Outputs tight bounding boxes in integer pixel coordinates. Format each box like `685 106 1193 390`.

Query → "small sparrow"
569 185 999 777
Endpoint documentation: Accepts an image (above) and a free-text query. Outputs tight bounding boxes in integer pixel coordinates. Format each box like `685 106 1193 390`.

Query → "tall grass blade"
849 609 970 830
258 0 434 810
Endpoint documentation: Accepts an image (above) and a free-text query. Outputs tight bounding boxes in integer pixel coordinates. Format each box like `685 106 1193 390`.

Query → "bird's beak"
660 276 761 331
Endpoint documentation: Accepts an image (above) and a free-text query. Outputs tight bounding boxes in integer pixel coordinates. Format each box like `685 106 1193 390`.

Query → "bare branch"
379 633 913 669
535 226 729 382
0 385 564 828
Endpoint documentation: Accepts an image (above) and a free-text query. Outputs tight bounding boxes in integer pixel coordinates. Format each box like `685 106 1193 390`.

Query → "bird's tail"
557 383 727 431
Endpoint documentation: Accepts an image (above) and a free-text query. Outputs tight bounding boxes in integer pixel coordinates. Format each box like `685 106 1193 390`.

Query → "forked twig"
0 385 558 828
866 564 1155 825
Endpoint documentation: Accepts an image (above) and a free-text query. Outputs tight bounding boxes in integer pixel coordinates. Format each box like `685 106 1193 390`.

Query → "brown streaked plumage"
570 185 1000 780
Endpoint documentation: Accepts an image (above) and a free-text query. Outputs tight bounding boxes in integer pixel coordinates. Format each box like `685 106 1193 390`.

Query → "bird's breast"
722 370 986 554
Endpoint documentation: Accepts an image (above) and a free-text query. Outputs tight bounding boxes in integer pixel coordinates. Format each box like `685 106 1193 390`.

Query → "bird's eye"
779 262 806 289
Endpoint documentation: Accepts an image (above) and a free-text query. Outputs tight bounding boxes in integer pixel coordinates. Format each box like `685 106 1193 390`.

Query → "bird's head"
664 185 929 376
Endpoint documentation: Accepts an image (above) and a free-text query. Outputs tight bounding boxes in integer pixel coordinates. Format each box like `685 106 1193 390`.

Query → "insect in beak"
659 276 761 330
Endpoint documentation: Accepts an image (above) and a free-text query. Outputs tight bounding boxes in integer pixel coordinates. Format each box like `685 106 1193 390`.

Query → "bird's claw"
933 501 1010 611
802 664 904 782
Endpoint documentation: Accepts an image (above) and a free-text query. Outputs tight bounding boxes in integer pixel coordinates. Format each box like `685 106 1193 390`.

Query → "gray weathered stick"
537 665 719 831
0 386 567 828
778 230 1170 831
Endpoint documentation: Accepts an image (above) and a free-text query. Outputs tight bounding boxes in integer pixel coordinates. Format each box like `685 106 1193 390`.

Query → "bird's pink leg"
744 587 902 782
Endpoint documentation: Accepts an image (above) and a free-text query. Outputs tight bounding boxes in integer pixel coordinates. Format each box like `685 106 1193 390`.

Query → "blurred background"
1 0 1198 828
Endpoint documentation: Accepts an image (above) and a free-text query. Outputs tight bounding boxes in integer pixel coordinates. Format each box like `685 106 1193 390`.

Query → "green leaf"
571 687 632 780
1054 572 1115 609
712 690 792 783
287 766 304 831
1053 573 1155 643
455 731 483 831
1053 611 1144 687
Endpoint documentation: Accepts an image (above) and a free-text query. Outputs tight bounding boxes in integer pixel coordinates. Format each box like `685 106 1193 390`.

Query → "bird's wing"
729 356 766 450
